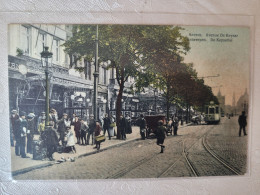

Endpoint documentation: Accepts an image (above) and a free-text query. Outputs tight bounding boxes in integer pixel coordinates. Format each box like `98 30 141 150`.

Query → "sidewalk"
11 126 141 176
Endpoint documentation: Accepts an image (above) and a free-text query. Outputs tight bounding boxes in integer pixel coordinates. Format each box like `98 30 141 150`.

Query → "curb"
12 162 53 177
78 137 140 158
12 137 141 177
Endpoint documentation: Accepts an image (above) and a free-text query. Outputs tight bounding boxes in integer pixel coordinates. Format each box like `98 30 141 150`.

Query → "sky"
180 26 250 105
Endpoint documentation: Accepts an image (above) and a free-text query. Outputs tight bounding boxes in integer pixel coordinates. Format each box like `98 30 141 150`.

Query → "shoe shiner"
65 126 77 153
44 121 59 161
156 120 166 153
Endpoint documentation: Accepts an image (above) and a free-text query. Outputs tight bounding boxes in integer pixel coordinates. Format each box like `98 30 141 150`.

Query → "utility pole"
93 25 99 121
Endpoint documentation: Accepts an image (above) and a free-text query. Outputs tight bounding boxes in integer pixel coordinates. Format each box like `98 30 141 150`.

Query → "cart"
145 115 167 138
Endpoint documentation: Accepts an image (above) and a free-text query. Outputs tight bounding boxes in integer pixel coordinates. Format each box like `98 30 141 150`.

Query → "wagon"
145 115 168 138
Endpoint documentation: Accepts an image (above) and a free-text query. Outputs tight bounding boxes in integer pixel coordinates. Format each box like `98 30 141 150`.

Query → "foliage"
63 24 218 130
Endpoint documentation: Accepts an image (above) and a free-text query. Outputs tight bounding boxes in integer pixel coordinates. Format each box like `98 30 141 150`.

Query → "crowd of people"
10 108 135 161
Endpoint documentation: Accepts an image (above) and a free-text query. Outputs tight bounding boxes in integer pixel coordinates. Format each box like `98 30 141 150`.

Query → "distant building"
236 88 249 114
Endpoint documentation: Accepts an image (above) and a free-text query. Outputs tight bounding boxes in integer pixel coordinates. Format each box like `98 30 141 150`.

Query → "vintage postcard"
8 24 249 180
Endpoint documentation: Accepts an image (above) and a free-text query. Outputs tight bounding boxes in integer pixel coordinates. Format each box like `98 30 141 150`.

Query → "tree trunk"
116 80 124 139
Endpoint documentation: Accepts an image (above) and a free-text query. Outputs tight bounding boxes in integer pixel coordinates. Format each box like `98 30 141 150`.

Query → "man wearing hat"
18 112 29 158
57 113 70 146
27 113 35 154
10 110 19 148
87 114 96 145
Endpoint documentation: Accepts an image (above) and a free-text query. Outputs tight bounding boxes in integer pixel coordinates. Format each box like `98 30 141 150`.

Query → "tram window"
205 107 209 114
216 107 219 114
209 108 215 114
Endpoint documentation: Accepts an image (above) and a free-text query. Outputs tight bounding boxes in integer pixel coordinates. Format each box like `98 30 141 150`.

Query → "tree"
63 25 153 139
133 26 190 120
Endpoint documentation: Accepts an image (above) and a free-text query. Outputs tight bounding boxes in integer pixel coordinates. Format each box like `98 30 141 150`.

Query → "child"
38 119 45 135
65 126 76 153
94 122 102 151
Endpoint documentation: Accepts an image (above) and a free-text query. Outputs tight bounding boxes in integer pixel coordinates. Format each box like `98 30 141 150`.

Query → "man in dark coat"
87 114 96 145
103 113 111 140
138 114 146 140
80 119 88 145
238 111 247 136
11 110 20 155
71 116 81 144
18 112 29 158
43 122 59 161
10 110 19 148
119 114 127 140
125 114 132 134
171 115 179 136
57 113 70 146
26 113 35 154
156 120 166 153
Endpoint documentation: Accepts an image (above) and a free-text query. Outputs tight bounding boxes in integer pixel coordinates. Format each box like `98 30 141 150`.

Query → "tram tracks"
108 126 209 179
107 124 242 179
183 130 241 177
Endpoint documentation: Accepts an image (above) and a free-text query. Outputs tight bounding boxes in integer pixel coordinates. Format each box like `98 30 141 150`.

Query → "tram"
204 101 221 124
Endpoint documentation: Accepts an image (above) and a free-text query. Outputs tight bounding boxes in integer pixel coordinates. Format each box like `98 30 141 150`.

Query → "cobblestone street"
13 116 248 180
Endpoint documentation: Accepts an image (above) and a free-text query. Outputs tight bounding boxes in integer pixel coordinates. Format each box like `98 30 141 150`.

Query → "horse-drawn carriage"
144 115 172 138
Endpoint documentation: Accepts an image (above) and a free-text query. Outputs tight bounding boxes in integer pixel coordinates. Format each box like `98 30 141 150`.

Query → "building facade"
8 24 168 121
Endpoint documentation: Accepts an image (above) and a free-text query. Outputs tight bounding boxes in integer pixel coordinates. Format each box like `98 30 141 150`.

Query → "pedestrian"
109 115 116 137
87 114 96 145
80 119 88 145
37 112 46 131
138 114 146 140
70 113 76 124
94 121 102 150
10 109 19 147
238 111 247 136
71 115 81 144
49 109 58 129
65 126 77 153
119 114 127 140
38 119 45 135
125 114 132 134
156 120 166 153
18 112 29 158
172 115 179 136
57 113 70 146
44 121 59 161
26 113 35 154
11 110 20 155
103 113 111 140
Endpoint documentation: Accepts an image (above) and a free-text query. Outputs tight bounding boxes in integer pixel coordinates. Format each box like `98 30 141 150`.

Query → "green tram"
204 101 221 124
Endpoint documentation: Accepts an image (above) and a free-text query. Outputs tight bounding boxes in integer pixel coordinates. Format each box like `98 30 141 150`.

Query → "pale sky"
181 26 250 105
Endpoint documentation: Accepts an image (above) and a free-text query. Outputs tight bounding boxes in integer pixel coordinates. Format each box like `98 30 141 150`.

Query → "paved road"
13 116 248 180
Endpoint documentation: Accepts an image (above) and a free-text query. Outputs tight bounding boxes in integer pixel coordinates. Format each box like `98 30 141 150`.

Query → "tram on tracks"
204 101 221 124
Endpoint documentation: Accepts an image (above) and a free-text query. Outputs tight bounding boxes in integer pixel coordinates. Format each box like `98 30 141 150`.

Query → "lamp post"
40 46 53 126
93 25 99 121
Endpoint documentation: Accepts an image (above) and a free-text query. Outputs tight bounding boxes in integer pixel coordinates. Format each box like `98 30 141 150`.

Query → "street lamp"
40 46 53 126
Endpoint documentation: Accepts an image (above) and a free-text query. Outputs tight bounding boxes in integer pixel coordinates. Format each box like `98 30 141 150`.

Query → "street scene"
12 117 247 179
8 24 249 179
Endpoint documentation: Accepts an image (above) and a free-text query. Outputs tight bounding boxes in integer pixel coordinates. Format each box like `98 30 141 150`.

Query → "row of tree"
63 25 218 138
